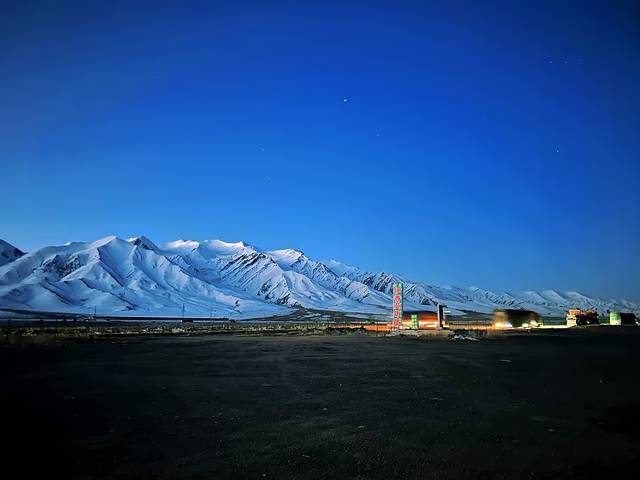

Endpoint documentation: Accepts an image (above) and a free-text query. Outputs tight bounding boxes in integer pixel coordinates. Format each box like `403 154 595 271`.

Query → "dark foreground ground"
3 327 640 479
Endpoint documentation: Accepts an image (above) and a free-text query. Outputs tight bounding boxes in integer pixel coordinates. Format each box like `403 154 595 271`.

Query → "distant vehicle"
492 309 542 328
566 309 599 327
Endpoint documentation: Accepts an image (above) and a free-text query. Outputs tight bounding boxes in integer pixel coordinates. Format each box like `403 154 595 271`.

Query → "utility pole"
437 303 447 329
182 304 185 319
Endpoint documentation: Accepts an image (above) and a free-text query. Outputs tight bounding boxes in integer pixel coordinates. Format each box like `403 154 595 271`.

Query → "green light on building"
610 311 621 326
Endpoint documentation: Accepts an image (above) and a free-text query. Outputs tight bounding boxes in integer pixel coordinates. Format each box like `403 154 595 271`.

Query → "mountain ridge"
0 235 637 318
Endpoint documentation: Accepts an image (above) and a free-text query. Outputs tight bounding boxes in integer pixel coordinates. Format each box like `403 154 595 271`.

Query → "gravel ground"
2 327 640 479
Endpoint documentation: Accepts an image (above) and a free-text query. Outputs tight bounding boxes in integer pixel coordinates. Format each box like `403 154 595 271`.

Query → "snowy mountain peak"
323 259 362 276
282 248 304 255
88 235 119 249
0 239 25 267
127 236 159 251
268 248 305 264
160 239 201 253
201 239 257 256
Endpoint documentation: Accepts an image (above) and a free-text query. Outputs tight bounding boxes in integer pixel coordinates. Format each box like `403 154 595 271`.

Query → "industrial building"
566 309 599 327
401 310 440 329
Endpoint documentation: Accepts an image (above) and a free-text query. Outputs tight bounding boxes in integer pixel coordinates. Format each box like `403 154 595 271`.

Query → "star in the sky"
343 98 348 103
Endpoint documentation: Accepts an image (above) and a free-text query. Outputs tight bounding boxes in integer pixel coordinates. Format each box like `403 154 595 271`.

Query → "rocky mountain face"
0 235 637 318
0 239 24 267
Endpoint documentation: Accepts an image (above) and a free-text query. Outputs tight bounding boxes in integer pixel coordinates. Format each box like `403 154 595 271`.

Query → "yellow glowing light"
494 322 512 329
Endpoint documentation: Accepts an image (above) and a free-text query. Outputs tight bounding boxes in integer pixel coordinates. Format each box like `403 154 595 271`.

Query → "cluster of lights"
493 322 513 329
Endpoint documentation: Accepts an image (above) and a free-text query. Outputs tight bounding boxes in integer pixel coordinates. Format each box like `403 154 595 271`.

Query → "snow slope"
0 236 287 318
0 239 24 267
0 235 638 317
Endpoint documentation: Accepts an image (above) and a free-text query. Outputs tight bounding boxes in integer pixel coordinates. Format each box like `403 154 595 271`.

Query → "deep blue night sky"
1 1 639 299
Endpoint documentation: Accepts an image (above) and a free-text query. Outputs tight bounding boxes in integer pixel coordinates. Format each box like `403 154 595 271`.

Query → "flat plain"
3 327 640 479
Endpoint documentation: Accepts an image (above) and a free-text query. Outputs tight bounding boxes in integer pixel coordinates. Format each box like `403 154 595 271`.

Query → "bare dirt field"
3 327 640 479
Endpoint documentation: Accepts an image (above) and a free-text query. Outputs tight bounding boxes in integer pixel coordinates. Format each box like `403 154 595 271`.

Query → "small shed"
493 309 541 328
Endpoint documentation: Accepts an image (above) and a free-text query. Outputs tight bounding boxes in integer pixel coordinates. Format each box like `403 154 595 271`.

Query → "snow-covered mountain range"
0 236 637 318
